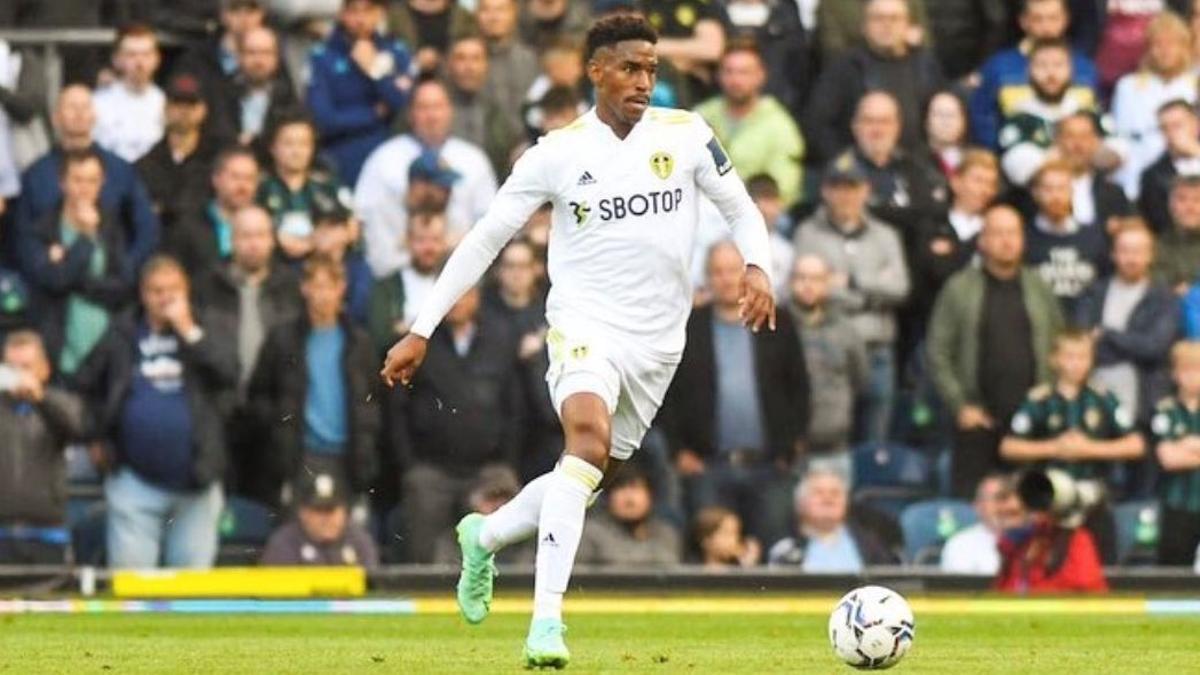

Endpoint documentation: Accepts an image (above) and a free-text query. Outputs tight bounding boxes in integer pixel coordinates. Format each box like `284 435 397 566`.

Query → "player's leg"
525 392 611 668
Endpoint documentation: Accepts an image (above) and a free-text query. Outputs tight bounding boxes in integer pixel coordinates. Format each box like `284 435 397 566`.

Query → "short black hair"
584 14 658 63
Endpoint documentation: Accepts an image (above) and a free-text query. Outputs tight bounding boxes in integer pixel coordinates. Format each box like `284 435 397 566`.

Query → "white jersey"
410 106 772 356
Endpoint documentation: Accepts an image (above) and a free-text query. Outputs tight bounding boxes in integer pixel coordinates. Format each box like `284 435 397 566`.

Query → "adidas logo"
577 171 596 186
541 532 558 546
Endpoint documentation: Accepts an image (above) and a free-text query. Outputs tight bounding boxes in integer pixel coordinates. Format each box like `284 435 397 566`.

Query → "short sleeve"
1104 392 1134 435
1010 400 1038 438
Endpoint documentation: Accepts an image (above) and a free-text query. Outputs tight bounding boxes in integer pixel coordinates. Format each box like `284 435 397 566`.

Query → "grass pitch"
2 604 1198 674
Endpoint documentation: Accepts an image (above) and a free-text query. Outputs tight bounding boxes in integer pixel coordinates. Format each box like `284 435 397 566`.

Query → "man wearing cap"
93 24 165 164
308 0 413 186
260 471 380 567
136 73 216 236
794 152 909 443
356 79 497 278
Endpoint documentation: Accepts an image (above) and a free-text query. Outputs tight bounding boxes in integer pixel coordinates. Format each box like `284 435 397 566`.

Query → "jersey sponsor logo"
569 200 592 226
649 151 674 179
707 136 733 176
596 188 685 221
577 170 597 186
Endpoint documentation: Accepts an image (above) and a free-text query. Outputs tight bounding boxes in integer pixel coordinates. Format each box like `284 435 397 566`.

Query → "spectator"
691 506 760 569
478 0 540 132
941 473 1021 574
1047 112 1132 236
994 493 1108 593
744 174 796 298
806 0 944 164
387 0 477 76
1112 13 1197 199
664 241 808 546
210 26 299 152
1075 224 1177 428
0 39 48 260
576 468 682 567
136 73 216 236
22 149 136 380
519 0 591 54
845 92 943 242
366 208 448 355
307 0 413 185
247 256 381 504
483 239 559 480
87 256 237 569
722 0 811 119
93 24 164 164
997 39 1114 188
256 112 350 263
1001 329 1145 489
17 85 160 272
174 0 270 135
521 44 587 140
795 154 910 443
910 151 1001 345
430 465 535 565
309 195 373 325
922 0 1010 80
639 0 728 107
0 331 85 564
788 254 868 482
1151 341 1200 566
694 42 805 210
927 204 1064 498
169 146 261 277
445 35 521 180
970 0 1099 148
1139 100 1200 235
388 284 524 563
193 206 301 501
1024 160 1111 314
356 80 497 277
260 471 380 567
1154 175 1200 292
1088 0 1185 94
924 90 971 180
767 469 895 570
816 0 930 62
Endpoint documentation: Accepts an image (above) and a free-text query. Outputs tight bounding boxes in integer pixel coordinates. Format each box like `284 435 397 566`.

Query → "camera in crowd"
1016 468 1106 529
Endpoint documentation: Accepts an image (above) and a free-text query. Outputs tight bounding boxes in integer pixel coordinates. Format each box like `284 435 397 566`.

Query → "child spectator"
1151 341 1200 566
576 468 682 568
692 506 760 569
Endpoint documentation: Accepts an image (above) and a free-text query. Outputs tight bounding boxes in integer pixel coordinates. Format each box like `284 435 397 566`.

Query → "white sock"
532 455 603 622
479 472 555 552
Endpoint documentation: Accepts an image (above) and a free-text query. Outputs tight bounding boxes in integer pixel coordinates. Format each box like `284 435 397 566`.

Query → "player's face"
1033 169 1073 222
1112 229 1153 282
1052 339 1094 387
1021 1 1068 40
790 256 830 309
979 209 1025 268
1055 117 1098 173
950 165 999 214
589 41 657 126
1029 49 1072 101
1170 185 1200 230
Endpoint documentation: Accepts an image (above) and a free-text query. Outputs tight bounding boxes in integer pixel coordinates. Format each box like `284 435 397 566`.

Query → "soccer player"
379 15 774 668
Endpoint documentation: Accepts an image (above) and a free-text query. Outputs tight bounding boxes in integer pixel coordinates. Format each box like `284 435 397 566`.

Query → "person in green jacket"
694 43 805 209
927 203 1064 498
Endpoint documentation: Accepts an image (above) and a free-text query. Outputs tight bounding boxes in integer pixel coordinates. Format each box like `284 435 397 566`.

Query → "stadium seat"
852 442 935 490
216 496 279 565
899 499 978 565
1112 500 1159 566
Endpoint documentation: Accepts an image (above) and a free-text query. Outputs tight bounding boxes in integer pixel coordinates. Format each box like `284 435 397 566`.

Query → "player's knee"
563 415 611 468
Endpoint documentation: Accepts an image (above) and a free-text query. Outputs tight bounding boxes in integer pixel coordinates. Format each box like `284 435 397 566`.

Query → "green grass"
1 611 1198 673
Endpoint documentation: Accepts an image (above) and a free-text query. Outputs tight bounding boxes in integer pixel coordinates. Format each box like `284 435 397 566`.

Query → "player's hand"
381 333 428 388
738 265 775 333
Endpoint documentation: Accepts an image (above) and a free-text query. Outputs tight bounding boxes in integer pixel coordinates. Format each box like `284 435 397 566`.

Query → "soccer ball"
828 585 915 669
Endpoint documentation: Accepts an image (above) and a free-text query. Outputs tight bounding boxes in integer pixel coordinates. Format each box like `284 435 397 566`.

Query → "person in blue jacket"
16 85 160 273
307 0 413 186
968 0 1098 149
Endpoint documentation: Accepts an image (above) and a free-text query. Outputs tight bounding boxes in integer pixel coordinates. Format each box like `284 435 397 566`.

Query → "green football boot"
455 513 496 624
523 618 570 669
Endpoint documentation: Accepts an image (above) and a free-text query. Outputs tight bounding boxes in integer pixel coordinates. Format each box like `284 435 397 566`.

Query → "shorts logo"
569 200 591 226
706 137 733 176
650 151 674 180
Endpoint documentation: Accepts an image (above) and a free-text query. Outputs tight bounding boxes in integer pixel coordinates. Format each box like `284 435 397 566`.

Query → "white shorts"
545 325 680 460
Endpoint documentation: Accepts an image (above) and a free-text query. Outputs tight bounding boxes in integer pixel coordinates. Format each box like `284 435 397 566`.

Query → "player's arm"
380 143 553 386
693 118 775 331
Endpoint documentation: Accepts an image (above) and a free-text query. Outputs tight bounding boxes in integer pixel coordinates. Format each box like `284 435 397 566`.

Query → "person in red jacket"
994 512 1108 594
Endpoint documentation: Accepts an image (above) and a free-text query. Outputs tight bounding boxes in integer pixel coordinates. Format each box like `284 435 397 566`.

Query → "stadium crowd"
2 0 1200 584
